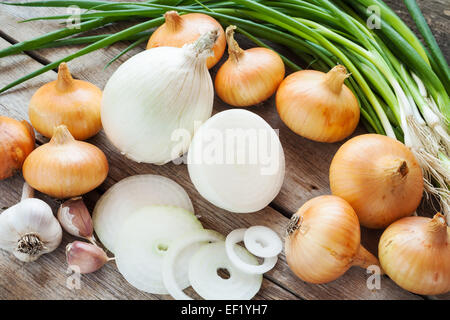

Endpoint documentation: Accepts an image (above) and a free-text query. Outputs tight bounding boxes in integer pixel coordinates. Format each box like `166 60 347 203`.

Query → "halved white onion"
115 206 203 294
244 226 282 258
93 175 194 253
162 229 224 300
225 229 278 274
187 109 285 213
189 242 263 300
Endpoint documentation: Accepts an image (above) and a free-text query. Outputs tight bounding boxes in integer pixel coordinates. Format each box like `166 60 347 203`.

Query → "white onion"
225 229 278 274
162 229 225 300
244 226 282 258
187 109 285 213
115 206 203 294
92 175 194 253
101 30 218 164
189 242 262 300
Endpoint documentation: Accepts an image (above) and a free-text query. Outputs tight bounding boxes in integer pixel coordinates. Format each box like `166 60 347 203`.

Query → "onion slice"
244 226 282 258
162 229 224 300
189 242 262 300
115 206 203 294
187 109 285 213
225 229 278 274
93 175 194 253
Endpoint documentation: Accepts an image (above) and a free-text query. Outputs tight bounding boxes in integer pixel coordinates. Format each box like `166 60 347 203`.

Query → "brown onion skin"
29 63 102 141
215 26 285 107
330 134 424 229
23 125 108 199
285 195 379 284
147 11 225 69
0 116 35 180
276 66 360 143
379 214 450 295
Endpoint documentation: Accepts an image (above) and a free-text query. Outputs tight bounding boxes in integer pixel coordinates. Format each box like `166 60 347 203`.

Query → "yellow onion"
0 116 35 180
330 134 424 229
285 195 380 284
147 11 225 69
276 65 360 143
215 25 285 107
379 213 450 295
23 125 108 198
29 63 102 140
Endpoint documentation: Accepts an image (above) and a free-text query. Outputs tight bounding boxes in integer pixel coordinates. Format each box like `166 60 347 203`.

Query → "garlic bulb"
0 183 62 262
102 30 218 164
379 213 450 295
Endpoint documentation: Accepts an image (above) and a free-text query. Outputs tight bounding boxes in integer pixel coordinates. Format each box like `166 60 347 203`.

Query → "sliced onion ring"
189 242 262 300
244 226 282 258
93 174 194 253
162 229 224 300
225 229 277 274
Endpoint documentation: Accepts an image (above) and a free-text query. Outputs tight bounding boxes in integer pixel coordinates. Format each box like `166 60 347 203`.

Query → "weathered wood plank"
0 9 425 299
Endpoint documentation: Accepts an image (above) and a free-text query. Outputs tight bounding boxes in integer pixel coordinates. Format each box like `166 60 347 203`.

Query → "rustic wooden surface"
0 0 448 300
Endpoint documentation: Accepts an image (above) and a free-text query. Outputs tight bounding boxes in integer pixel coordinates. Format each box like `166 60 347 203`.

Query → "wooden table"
0 0 448 300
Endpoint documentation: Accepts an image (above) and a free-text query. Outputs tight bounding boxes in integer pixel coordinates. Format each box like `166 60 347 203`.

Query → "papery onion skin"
29 63 102 140
276 65 360 143
379 213 450 295
147 11 225 69
23 125 108 198
0 116 35 180
330 134 424 229
215 26 285 107
285 195 380 284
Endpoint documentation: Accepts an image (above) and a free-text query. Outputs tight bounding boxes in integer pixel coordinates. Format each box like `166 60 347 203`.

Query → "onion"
215 26 285 107
29 63 102 140
115 206 203 294
92 174 194 253
244 226 282 258
189 242 262 300
330 134 424 229
276 65 360 143
0 116 35 180
379 213 450 295
285 195 380 284
102 30 218 164
187 109 285 213
162 229 225 300
147 11 226 69
23 125 108 198
225 229 278 274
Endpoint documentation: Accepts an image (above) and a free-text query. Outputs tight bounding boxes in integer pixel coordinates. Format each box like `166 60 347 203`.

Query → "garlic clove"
66 241 110 274
57 197 94 241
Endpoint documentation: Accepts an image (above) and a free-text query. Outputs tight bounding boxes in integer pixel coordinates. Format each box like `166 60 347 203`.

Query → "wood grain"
0 0 447 300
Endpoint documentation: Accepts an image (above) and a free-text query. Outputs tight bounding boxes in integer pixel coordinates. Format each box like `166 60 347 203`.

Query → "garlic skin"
102 30 217 164
215 26 285 107
330 134 424 229
379 213 450 295
0 116 35 180
0 198 62 262
29 63 102 140
66 241 109 274
276 65 360 143
23 125 108 198
147 11 226 69
57 197 94 241
285 195 380 284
